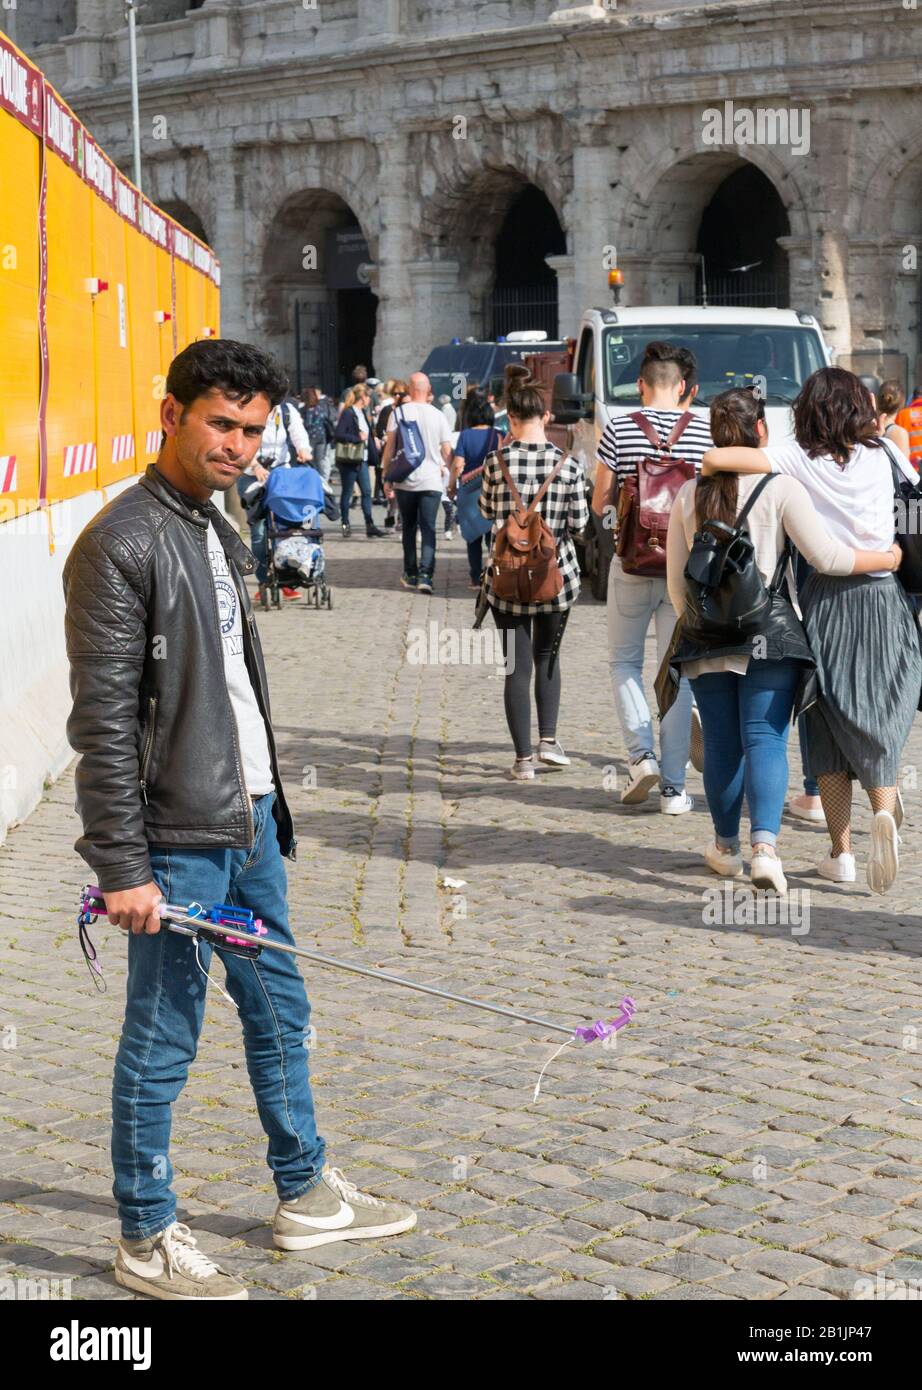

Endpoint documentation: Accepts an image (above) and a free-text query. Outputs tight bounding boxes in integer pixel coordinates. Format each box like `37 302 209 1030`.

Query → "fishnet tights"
818 773 897 857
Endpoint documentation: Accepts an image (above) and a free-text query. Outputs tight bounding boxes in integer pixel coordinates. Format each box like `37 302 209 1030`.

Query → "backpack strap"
878 435 906 497
629 410 695 454
498 449 565 520
733 472 775 530
664 411 694 449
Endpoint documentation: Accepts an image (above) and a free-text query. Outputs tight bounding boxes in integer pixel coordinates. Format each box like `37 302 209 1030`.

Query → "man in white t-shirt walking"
381 371 453 593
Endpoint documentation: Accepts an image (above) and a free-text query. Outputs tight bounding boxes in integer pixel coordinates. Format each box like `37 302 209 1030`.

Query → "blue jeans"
467 536 483 584
396 489 441 579
338 460 373 526
111 792 325 1239
690 658 801 848
607 557 693 790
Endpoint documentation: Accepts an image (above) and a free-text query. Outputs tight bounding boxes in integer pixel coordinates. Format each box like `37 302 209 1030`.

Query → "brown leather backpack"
491 451 565 604
615 411 695 576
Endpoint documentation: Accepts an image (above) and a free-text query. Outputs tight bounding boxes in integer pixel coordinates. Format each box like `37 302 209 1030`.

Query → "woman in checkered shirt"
479 370 590 780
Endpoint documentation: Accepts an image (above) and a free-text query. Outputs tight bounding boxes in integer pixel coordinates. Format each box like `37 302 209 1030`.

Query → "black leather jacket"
63 465 296 893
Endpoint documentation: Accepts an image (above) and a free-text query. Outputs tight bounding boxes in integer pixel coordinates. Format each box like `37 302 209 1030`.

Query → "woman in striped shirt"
592 341 713 813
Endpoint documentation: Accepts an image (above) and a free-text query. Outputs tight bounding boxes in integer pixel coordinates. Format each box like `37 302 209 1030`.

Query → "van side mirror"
551 373 593 424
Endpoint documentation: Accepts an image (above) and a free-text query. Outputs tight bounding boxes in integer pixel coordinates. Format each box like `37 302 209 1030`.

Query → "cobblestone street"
2 529 922 1302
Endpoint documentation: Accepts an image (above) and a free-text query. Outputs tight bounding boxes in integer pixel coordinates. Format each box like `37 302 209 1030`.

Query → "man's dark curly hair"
165 339 289 413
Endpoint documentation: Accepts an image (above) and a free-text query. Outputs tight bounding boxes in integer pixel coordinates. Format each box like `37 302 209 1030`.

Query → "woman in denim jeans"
665 389 901 895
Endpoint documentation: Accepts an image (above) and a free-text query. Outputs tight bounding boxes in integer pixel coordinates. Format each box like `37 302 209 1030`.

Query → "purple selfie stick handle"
573 996 636 1044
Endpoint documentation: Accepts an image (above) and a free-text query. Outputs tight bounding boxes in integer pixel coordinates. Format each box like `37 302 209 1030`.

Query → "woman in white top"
666 388 900 895
701 368 920 894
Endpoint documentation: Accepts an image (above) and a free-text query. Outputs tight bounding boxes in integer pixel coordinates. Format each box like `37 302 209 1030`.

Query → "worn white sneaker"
787 794 826 824
505 756 536 781
537 739 570 768
867 811 899 895
273 1166 416 1252
703 842 743 878
750 851 787 895
660 788 694 815
114 1222 247 1300
621 756 659 805
816 851 857 884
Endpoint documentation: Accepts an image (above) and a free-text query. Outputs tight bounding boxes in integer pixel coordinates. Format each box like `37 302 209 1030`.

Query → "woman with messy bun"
664 386 902 897
478 364 590 780
877 379 911 459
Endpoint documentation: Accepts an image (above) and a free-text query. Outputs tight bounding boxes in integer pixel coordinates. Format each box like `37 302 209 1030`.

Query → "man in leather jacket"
63 339 415 1300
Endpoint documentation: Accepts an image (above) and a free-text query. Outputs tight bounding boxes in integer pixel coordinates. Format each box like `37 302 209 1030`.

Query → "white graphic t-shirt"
206 522 274 796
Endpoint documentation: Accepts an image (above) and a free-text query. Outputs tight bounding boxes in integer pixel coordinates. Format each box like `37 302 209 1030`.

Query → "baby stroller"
258 466 332 611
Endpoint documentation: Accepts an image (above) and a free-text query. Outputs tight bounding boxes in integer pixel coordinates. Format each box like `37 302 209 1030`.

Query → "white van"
550 306 833 597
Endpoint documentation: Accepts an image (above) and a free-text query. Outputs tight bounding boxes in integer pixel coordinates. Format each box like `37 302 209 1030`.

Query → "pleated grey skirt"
800 572 921 788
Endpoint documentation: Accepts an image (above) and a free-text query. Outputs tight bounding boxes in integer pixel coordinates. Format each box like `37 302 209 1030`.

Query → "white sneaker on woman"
505 756 536 781
660 788 694 815
786 794 826 824
537 739 570 768
867 811 899 895
703 842 743 878
620 756 659 805
816 852 856 883
750 851 787 895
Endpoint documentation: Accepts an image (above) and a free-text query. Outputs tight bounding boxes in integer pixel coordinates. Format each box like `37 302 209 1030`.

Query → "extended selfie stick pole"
77 886 635 1045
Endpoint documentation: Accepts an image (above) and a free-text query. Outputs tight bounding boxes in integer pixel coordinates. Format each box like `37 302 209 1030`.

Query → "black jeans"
492 607 568 757
338 461 373 526
396 489 441 578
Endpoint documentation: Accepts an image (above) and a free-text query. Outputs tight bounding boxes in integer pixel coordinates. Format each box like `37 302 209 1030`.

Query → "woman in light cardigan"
666 387 902 896
697 370 918 895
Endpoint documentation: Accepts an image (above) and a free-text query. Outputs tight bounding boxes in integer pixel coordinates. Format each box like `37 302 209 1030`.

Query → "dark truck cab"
421 333 568 406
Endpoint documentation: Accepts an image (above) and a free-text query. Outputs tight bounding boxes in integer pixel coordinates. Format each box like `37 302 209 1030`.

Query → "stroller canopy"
263 465 325 526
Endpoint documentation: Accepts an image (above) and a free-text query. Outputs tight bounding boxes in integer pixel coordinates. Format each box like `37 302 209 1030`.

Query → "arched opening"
430 169 566 341
889 152 922 391
624 153 792 310
260 190 377 395
158 199 210 247
138 0 205 22
695 164 791 307
492 184 566 338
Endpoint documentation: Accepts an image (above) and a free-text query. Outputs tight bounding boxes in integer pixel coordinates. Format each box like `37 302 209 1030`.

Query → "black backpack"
683 474 787 641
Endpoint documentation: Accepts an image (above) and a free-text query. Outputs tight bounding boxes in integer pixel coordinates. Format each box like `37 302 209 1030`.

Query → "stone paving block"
739 1248 831 1284
597 1265 680 1297
706 1271 788 1299
807 1237 893 1271
801 1266 868 1298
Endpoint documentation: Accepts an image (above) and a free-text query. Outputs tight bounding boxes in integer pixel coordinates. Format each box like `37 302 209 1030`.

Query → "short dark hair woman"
701 368 919 894
479 370 589 779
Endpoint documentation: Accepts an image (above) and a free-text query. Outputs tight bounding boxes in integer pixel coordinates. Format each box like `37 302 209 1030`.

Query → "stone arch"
619 147 809 308
157 199 210 246
138 0 205 23
413 121 572 339
855 140 922 387
257 186 379 394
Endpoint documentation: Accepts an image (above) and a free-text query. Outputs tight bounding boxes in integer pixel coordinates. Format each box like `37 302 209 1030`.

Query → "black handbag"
880 437 922 595
682 474 781 641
